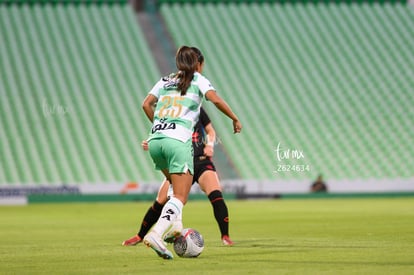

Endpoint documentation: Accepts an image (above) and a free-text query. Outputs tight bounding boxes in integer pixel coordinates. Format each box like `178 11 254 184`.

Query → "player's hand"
204 145 214 157
233 119 242 134
141 140 149 151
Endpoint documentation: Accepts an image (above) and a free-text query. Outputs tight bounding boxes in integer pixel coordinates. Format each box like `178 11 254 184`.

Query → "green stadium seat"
0 3 163 184
1 1 413 186
160 1 414 181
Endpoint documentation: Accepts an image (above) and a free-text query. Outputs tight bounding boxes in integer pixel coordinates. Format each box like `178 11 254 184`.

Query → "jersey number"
158 96 184 118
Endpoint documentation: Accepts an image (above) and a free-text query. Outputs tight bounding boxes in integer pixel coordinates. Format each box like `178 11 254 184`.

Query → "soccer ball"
173 228 204 258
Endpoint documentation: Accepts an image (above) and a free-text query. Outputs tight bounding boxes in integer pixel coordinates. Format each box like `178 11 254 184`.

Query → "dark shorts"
192 156 216 184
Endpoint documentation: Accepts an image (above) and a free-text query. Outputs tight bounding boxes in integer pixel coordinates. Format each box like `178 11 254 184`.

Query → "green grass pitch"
1 197 413 274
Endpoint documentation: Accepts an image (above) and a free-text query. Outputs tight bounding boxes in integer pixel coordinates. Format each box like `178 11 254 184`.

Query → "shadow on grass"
233 238 377 249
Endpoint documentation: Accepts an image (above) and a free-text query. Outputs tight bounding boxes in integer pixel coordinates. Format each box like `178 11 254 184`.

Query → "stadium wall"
1 178 414 205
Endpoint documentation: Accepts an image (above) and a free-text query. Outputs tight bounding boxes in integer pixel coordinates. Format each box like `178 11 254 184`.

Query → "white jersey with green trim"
147 72 215 142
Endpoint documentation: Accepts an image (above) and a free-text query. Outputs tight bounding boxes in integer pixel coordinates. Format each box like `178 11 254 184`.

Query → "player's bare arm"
205 90 242 134
142 94 158 122
204 123 215 157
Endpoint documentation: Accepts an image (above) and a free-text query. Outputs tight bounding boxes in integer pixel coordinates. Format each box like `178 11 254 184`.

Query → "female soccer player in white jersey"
141 46 242 259
123 108 234 247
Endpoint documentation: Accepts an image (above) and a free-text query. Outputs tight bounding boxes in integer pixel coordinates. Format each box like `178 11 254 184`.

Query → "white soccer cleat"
143 231 174 260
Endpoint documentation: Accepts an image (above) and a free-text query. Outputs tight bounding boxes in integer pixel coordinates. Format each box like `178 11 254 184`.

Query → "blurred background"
1 0 413 204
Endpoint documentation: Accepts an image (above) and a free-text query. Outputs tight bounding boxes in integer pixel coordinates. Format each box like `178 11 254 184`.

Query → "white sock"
151 197 183 236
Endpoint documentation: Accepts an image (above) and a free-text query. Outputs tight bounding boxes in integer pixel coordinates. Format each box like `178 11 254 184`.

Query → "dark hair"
175 46 198 95
191 47 204 64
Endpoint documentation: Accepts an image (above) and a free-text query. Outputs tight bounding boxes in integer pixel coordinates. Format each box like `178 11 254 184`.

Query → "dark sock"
208 190 229 237
137 200 164 239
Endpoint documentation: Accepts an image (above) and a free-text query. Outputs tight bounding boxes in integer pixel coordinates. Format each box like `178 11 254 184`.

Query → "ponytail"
175 46 198 95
